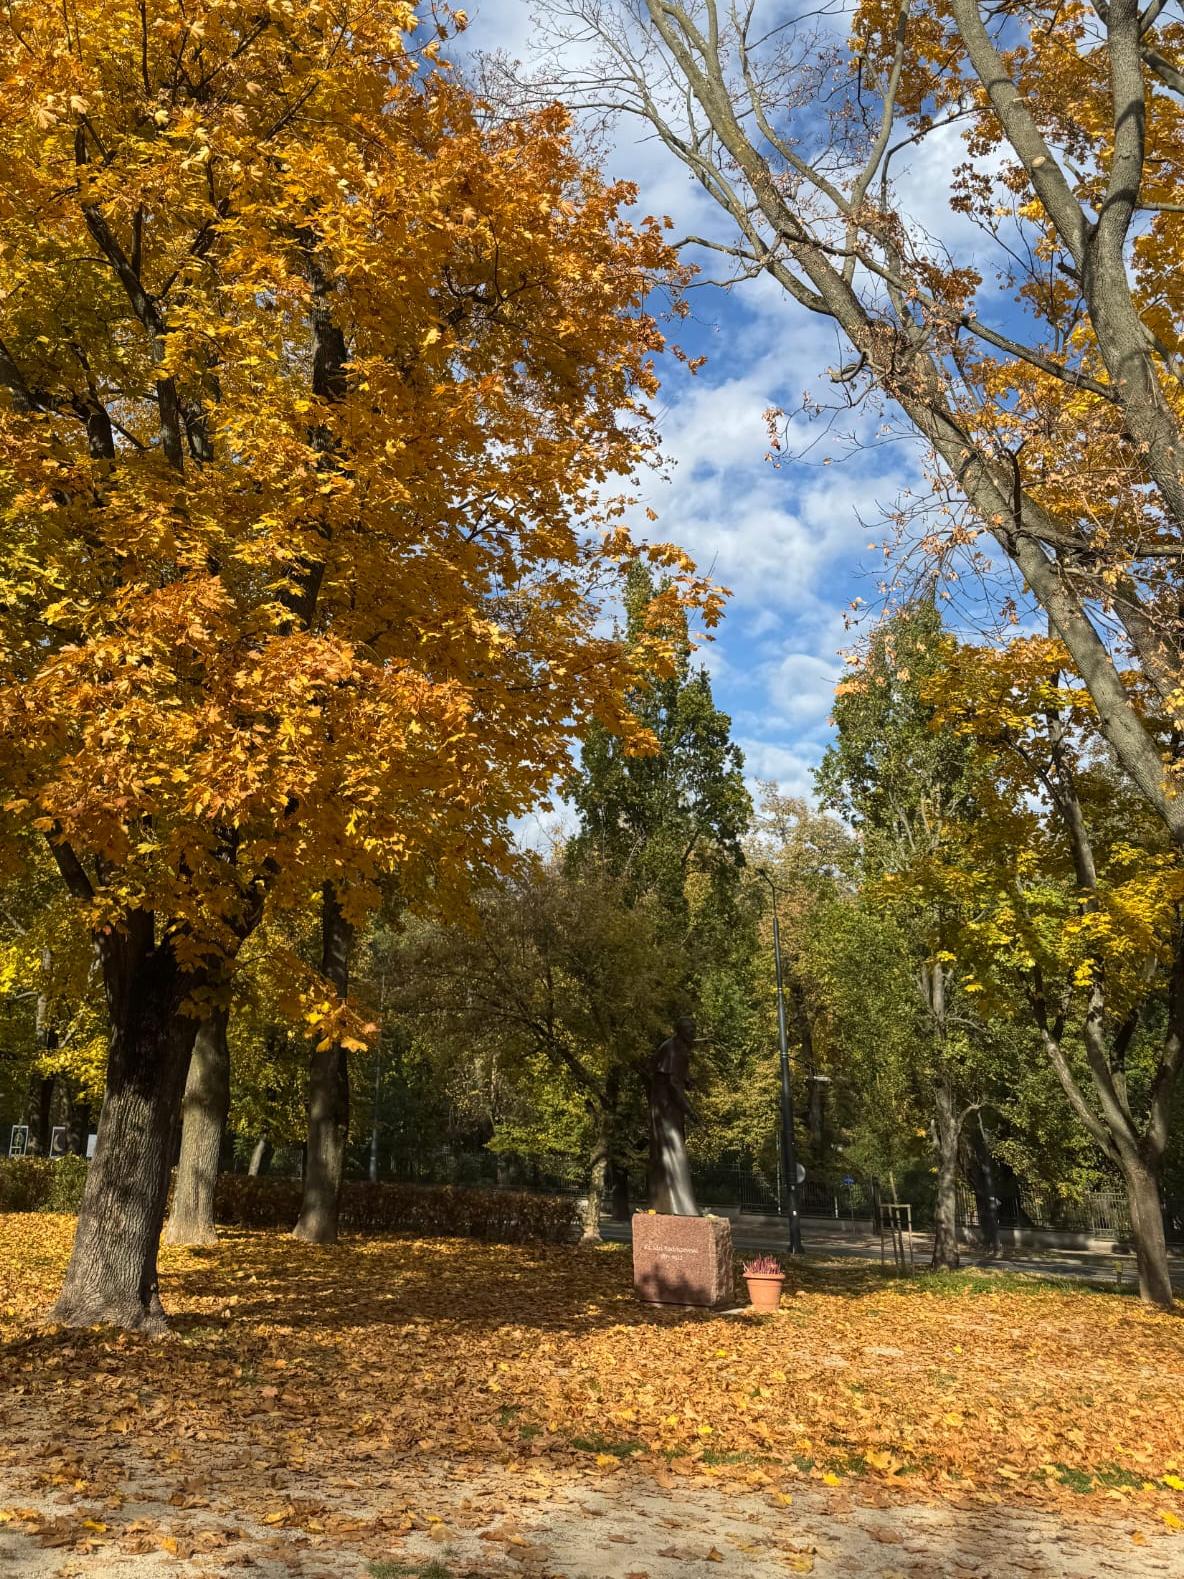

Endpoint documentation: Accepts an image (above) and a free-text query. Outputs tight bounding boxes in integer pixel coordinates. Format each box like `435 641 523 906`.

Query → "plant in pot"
742 1253 786 1312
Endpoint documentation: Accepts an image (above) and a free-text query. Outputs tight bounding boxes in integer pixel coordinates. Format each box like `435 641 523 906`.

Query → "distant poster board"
8 1125 29 1157
49 1126 67 1158
85 1133 98 1160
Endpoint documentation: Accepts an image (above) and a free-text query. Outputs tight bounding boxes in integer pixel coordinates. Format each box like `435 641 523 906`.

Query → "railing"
692 1161 874 1221
957 1183 1184 1244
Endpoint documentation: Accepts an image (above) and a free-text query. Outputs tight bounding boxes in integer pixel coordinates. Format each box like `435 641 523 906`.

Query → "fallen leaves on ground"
0 1213 1181 1564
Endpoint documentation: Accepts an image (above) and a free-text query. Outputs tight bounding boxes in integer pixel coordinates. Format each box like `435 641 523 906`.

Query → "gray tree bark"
931 1080 961 1272
1121 1150 1173 1311
164 1007 231 1247
579 1130 609 1242
248 1135 273 1176
293 884 354 1245
49 921 200 1331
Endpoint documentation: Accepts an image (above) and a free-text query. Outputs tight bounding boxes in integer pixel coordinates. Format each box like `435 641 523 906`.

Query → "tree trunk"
609 1159 631 1221
964 1115 1000 1257
293 884 354 1245
931 1082 961 1272
164 1008 231 1247
24 1072 55 1156
65 1089 92 1156
49 941 199 1331
1120 1151 1174 1310
791 978 825 1154
579 1131 609 1242
248 1136 273 1176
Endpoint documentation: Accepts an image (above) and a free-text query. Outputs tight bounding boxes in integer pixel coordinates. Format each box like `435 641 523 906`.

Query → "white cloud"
760 650 841 727
459 0 940 830
736 738 822 802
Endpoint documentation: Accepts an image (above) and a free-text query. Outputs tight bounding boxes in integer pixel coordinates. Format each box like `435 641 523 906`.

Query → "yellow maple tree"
0 0 720 1325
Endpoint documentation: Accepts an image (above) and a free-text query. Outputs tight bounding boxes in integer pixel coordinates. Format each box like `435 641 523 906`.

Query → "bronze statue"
649 1016 699 1216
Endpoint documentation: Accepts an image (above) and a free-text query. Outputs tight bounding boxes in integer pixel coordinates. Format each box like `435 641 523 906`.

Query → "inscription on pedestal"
632 1212 734 1308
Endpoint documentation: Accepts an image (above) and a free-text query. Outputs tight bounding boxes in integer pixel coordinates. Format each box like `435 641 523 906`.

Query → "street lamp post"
757 868 803 1255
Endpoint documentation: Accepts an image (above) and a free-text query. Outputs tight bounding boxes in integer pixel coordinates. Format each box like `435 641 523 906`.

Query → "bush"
213 1175 577 1244
0 1156 53 1211
213 1175 302 1229
0 1157 576 1246
0 1154 88 1213
45 1154 89 1213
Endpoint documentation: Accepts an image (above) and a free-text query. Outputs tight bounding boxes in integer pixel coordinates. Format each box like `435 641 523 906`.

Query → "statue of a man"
649 1016 699 1216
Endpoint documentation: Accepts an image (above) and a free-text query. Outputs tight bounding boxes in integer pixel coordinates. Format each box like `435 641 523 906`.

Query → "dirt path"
2 1461 1182 1579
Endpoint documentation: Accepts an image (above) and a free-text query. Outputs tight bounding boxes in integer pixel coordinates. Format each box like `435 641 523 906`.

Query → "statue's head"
674 1015 696 1045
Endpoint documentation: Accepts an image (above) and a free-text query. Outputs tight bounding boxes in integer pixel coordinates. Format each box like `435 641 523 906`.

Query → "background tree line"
8 590 1184 1308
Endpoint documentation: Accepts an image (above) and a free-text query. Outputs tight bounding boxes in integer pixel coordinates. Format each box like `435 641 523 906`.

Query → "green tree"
746 787 856 1173
567 565 752 964
387 858 670 1237
817 601 995 1269
928 635 1184 1308
566 566 756 1197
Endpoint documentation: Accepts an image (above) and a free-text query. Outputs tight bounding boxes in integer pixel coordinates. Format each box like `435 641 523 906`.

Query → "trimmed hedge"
214 1175 577 1244
0 1158 576 1245
0 1154 88 1213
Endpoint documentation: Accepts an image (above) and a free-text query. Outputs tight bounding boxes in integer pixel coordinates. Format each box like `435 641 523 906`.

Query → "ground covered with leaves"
1 1216 1183 1577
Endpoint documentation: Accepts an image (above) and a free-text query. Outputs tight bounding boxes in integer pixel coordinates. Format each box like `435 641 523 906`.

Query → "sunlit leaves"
0 0 718 980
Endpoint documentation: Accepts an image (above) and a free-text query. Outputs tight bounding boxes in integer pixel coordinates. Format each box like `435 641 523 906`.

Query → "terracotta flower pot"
744 1273 785 1312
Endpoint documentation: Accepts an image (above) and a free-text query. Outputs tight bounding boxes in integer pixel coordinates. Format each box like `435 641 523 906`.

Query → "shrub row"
0 1157 576 1245
0 1155 89 1214
213 1175 577 1244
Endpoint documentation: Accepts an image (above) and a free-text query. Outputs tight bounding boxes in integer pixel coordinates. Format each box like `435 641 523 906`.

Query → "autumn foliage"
0 0 712 958
0 0 721 1324
0 1218 1182 1565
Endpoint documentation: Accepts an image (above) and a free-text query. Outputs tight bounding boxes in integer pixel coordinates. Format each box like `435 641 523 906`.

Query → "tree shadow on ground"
152 1231 1140 1338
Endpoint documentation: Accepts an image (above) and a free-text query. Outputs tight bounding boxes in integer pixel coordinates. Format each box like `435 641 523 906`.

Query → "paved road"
599 1214 1184 1290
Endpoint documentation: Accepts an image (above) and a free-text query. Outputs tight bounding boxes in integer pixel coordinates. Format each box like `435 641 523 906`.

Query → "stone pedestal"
632 1212 734 1308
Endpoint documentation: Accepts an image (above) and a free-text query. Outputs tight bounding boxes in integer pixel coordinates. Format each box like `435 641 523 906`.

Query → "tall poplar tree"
567 565 752 973
818 601 989 1269
565 566 754 1197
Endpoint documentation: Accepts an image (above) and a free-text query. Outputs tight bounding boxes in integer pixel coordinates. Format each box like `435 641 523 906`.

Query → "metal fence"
957 1183 1184 1244
691 1160 874 1221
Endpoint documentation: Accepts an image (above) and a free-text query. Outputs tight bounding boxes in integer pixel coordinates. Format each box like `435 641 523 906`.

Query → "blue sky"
460 0 1006 821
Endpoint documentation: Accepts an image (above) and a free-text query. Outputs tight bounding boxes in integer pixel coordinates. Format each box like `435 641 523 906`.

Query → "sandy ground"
2 1459 1183 1579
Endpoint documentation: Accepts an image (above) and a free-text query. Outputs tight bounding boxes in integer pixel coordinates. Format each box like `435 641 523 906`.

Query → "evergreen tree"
567 564 753 987
565 565 757 1197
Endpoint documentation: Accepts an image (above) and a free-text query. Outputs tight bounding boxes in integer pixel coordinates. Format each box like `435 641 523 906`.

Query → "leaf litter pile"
1 1214 1183 1577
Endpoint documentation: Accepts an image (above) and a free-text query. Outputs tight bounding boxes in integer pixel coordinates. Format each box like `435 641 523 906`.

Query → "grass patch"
1049 1463 1154 1494
914 1271 1070 1297
1096 1465 1150 1491
569 1433 643 1458
1052 1464 1095 1495
368 1563 454 1579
